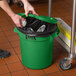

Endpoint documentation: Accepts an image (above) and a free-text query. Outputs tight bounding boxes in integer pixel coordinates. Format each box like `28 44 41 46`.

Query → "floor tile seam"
0 28 19 57
3 61 20 65
55 63 65 76
1 29 21 62
0 28 23 76
10 69 26 73
8 69 25 73
4 59 12 76
55 63 62 72
4 58 26 76
24 67 29 76
0 26 12 76
0 61 18 66
42 69 48 76
10 69 29 76
46 71 60 76
0 72 11 76
1 28 29 76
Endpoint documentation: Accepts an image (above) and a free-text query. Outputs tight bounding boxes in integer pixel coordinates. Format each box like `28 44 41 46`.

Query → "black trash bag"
17 17 57 37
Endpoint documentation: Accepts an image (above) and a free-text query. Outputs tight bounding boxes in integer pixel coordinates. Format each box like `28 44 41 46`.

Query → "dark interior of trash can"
17 17 57 37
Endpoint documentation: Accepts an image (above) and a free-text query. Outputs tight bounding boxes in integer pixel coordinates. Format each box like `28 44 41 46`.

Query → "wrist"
22 0 29 4
9 12 16 18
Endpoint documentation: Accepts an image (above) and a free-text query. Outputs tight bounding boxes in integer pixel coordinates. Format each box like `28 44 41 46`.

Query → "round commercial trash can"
14 13 60 69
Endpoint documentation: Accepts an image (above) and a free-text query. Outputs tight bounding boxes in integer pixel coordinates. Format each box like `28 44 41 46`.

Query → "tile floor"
0 0 76 76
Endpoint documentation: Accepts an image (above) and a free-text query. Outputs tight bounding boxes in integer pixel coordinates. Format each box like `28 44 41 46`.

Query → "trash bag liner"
17 16 57 37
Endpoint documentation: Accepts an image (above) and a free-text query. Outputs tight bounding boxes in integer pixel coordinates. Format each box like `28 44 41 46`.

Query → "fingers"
16 24 23 28
25 10 38 16
16 19 22 28
25 11 28 17
21 17 26 21
11 14 26 28
16 17 26 28
32 10 38 15
16 20 23 28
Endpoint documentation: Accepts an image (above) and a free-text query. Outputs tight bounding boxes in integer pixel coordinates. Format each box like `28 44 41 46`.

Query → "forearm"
0 0 15 17
21 0 28 4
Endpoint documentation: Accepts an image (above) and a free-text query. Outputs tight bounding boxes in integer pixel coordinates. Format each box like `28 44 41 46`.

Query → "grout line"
42 70 47 76
0 72 11 76
3 61 20 65
4 60 12 76
55 64 65 76
45 71 60 76
10 69 27 74
0 14 12 76
10 47 29 76
0 24 29 76
11 69 28 76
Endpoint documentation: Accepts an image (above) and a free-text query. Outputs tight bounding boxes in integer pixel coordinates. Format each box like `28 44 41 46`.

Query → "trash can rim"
17 13 58 24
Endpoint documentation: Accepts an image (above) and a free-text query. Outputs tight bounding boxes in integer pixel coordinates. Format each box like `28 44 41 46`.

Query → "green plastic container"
14 13 60 69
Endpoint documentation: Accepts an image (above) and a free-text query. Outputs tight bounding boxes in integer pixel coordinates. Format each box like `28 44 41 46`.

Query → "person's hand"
24 1 38 16
11 13 25 27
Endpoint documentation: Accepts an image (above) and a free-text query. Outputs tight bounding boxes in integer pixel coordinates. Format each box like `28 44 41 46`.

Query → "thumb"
32 10 38 16
25 11 28 17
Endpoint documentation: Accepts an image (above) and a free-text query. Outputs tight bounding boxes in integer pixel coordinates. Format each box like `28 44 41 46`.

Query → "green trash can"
14 13 60 69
